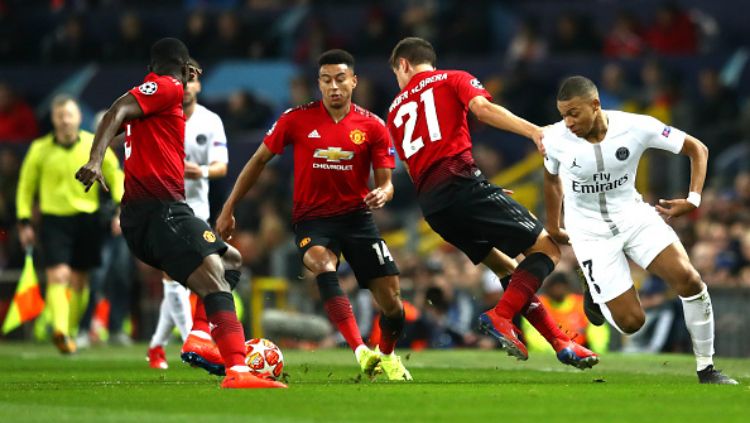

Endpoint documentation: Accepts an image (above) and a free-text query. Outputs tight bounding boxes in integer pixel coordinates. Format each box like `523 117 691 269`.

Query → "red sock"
378 311 405 355
208 310 246 368
324 296 364 351
191 297 210 333
494 268 543 319
522 296 568 345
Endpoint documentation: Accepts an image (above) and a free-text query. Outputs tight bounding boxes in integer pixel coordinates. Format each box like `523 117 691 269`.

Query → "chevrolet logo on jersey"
313 147 354 162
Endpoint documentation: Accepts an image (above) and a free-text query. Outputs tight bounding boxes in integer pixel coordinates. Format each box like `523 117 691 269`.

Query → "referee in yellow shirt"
16 95 123 354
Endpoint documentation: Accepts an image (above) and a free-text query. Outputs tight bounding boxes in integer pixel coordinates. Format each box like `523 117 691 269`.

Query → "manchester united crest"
203 230 216 243
349 129 366 145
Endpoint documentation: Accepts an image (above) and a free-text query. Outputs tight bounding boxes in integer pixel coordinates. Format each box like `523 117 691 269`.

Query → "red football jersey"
122 72 186 205
386 70 491 195
264 101 395 223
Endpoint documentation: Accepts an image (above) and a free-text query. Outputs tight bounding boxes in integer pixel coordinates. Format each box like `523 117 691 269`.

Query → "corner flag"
2 248 45 334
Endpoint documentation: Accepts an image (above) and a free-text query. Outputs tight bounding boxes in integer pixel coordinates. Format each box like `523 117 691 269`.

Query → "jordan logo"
571 158 581 169
308 129 321 138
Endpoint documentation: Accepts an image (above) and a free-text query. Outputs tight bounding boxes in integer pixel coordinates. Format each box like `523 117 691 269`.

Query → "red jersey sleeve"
371 119 396 169
262 111 292 155
452 71 492 106
128 77 182 116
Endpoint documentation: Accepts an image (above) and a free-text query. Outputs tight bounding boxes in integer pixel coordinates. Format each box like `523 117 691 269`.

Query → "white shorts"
569 208 679 304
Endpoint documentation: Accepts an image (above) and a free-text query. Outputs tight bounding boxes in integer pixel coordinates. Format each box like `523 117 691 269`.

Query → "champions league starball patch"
470 78 484 89
138 81 158 95
616 147 630 161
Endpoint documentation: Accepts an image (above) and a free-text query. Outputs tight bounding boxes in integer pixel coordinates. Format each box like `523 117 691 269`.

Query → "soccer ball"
244 338 284 380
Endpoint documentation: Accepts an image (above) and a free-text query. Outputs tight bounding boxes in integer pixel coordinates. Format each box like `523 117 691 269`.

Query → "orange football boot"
221 369 287 389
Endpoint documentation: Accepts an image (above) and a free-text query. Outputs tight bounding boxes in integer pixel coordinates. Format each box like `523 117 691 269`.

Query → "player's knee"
190 256 230 296
304 248 337 275
531 234 561 265
670 264 703 297
47 265 71 284
618 311 646 334
222 245 242 270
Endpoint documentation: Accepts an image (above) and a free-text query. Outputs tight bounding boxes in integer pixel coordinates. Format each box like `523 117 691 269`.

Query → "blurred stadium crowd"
1 0 749 355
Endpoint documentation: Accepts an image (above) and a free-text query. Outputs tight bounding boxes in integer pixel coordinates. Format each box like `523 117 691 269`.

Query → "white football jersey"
184 104 228 221
543 110 686 237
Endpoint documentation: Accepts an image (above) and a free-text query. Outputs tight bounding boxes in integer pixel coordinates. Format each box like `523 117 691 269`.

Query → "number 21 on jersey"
393 88 442 158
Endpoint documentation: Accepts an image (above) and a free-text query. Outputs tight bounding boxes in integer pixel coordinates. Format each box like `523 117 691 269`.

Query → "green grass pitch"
1 343 748 422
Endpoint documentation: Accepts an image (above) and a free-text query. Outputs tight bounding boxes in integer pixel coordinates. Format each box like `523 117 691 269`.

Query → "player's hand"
18 224 35 248
656 198 695 220
547 227 570 245
75 160 108 192
364 187 387 209
216 209 236 241
502 188 514 195
184 161 202 179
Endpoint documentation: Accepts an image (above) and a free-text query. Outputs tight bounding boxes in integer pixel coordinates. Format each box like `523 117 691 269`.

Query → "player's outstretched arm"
76 93 144 192
365 168 394 210
184 160 227 180
656 134 709 219
216 143 275 240
468 96 545 154
543 168 569 245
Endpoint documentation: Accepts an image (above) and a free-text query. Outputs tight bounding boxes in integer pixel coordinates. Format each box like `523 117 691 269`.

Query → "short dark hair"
188 57 201 71
188 56 203 79
150 38 189 70
557 76 598 101
389 37 436 69
318 49 355 70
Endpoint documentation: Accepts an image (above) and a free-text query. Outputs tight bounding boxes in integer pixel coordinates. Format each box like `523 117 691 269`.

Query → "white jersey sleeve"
542 124 565 175
634 115 686 154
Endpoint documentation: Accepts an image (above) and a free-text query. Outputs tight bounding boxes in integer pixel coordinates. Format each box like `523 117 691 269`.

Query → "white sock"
164 279 193 342
354 344 369 360
149 282 176 348
680 283 715 371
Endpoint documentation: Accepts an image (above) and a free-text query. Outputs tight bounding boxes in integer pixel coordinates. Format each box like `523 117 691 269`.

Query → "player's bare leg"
369 275 412 380
184 253 285 388
46 264 75 354
647 242 737 384
303 246 375 375
480 233 559 360
482 249 598 369
602 287 645 334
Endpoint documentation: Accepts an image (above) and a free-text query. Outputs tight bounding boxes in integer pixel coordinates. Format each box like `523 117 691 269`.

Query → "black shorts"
121 201 227 285
424 179 543 264
293 210 399 288
40 213 104 271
